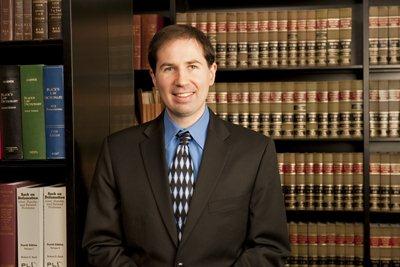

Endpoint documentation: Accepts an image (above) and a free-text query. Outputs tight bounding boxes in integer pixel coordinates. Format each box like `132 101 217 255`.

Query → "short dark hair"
148 24 216 72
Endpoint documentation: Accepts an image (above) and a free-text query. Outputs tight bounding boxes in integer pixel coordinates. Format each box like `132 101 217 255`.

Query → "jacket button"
177 262 184 266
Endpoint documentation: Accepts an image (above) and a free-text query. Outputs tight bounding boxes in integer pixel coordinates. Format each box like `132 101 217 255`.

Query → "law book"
207 12 217 53
306 82 318 138
322 153 334 210
297 222 308 265
20 64 46 159
380 153 391 211
380 224 392 265
339 80 352 138
327 8 340 65
308 223 318 265
393 224 400 265
283 153 296 210
369 7 379 65
342 153 353 211
269 82 282 138
378 80 389 137
247 11 259 68
354 223 364 266
388 6 399 64
258 11 269 67
287 10 298 66
227 82 239 125
176 12 186 25
206 84 217 114
216 12 227 68
281 82 294 138
226 12 237 69
23 0 33 39
141 14 163 69
288 222 298 265
277 10 288 67
344 223 355 266
196 12 207 35
326 222 336 265
0 181 33 267
268 11 279 67
44 65 65 159
317 222 328 265
391 153 400 212
215 82 228 121
350 80 363 138
1 0 13 41
306 10 317 66
335 223 346 265
14 0 24 40
339 8 352 65
333 153 343 210
316 9 328 66
370 153 381 212
132 14 141 70
370 223 380 265
17 184 43 267
370 80 380 138
297 10 307 66
387 80 399 137
327 81 339 138
293 82 306 138
0 121 3 159
32 0 48 39
313 153 323 210
0 65 23 160
248 82 260 132
239 83 249 128
295 153 306 210
237 12 247 68
48 0 62 39
378 6 389 65
353 153 363 211
43 184 67 267
259 82 270 136
304 153 314 210
317 81 329 138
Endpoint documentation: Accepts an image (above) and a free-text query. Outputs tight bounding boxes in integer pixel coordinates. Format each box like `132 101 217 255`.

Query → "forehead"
156 38 206 64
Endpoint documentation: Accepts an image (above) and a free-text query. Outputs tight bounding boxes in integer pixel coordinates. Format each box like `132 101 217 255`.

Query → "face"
150 38 217 127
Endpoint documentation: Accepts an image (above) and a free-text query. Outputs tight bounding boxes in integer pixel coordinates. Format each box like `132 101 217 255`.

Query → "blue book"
44 65 65 159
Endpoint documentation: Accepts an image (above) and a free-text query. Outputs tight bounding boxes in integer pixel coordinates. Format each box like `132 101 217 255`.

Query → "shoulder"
105 119 157 147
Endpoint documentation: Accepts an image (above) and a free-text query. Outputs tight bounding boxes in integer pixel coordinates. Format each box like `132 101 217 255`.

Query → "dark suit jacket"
82 110 290 267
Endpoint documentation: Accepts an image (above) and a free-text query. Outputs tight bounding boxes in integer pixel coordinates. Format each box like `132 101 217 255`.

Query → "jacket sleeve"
82 137 138 267
233 138 291 267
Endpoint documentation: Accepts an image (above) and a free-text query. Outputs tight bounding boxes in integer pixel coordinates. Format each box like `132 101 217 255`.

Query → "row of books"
278 153 363 211
207 81 363 139
370 79 400 138
0 181 66 267
370 224 400 265
132 14 164 70
0 64 65 160
287 222 363 266
369 6 400 65
0 0 62 41
370 153 400 212
176 8 352 68
138 88 163 123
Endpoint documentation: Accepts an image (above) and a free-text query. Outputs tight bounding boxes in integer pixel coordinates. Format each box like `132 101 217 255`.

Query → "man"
83 24 290 266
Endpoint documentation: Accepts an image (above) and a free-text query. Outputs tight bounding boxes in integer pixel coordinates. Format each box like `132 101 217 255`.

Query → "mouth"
173 92 195 98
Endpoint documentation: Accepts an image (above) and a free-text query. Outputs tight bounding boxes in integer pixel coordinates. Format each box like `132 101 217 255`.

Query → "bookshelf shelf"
275 139 363 153
370 141 400 153
369 212 400 223
370 65 400 73
0 159 67 168
286 210 364 222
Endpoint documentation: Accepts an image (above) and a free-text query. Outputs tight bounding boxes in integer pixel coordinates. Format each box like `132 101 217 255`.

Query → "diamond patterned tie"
168 131 195 242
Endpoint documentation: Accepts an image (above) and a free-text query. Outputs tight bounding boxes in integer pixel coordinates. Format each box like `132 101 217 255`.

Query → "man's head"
148 25 217 128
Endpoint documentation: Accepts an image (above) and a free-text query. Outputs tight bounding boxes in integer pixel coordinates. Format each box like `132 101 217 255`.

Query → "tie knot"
177 131 191 145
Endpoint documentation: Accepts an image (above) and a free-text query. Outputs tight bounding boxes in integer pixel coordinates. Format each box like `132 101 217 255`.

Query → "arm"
234 138 291 267
82 138 138 267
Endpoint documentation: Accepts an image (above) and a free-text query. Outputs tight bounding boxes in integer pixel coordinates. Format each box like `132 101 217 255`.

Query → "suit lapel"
180 111 231 246
140 115 178 247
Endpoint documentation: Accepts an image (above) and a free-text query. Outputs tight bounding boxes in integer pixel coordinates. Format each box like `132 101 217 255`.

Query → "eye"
189 64 198 70
162 66 173 72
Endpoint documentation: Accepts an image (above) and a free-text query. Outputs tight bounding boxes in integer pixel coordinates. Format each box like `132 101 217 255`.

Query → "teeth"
176 92 192 97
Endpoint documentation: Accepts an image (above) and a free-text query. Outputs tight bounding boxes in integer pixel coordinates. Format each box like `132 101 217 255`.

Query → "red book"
0 181 33 267
141 14 164 69
132 15 141 70
0 0 14 41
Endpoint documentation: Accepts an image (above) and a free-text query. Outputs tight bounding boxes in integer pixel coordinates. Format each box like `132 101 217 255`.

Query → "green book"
20 64 46 159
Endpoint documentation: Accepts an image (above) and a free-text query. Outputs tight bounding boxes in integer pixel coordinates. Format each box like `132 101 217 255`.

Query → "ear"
149 68 157 87
208 62 217 86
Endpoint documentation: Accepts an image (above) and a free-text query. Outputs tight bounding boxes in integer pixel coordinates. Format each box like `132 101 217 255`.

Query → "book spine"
323 153 334 210
339 80 352 138
339 8 352 65
207 12 217 54
23 0 33 39
293 82 306 138
14 0 24 40
391 154 400 212
336 223 346 265
353 153 363 211
295 153 306 210
297 222 308 265
317 81 329 138
248 82 260 132
216 12 227 68
283 153 296 210
350 80 363 138
316 9 328 66
186 12 196 28
270 82 282 138
20 64 46 159
388 80 400 137
216 82 228 121
297 10 307 66
268 11 279 67
197 12 207 35
354 223 364 266
141 15 162 70
378 80 389 137
44 65 65 159
327 8 340 65
326 222 336 265
32 0 48 40
226 12 237 69
258 11 268 67
333 153 343 210
392 224 400 264
306 82 318 138
287 10 298 66
370 80 380 138
342 153 353 211
277 11 288 67
0 184 17 266
344 222 355 265
237 12 248 68
239 83 249 128
132 15 141 70
378 6 389 65
370 223 380 265
317 222 328 265
370 153 381 211
388 6 399 64
1 0 14 41
380 153 391 211
288 222 298 265
313 153 324 210
305 153 314 210
48 0 62 39
227 83 239 125
281 82 294 138
308 223 318 265
306 10 316 66
176 13 186 25
0 65 23 159
247 11 259 68
328 81 339 138
206 84 217 114
259 82 270 136
369 7 379 65
380 224 392 265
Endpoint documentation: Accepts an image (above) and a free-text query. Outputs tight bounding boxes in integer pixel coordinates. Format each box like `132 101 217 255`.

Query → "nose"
175 68 189 86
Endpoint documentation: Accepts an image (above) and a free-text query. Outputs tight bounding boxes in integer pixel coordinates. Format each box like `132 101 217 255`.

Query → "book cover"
380 153 391 211
259 82 270 136
304 153 314 210
306 10 316 66
215 82 228 121
316 9 328 66
14 0 24 40
268 11 278 67
339 80 351 138
369 7 379 65
48 0 62 39
0 65 23 160
277 11 288 67
306 82 318 138
23 0 33 39
293 82 306 138
378 80 389 137
32 0 48 40
342 153 353 211
370 223 380 265
216 12 227 68
391 153 400 212
307 223 318 265
313 153 323 210
387 80 399 138
196 12 207 35
227 83 239 125
288 222 298 265
207 12 217 53
239 83 249 128
20 64 46 159
354 223 364 266
317 81 329 138
44 65 65 159
283 153 296 210
370 153 381 212
339 8 352 65
248 82 260 133
378 6 389 65
297 10 307 66
247 11 259 68
370 80 380 138
317 222 328 265
281 82 294 138
287 10 298 66
353 153 363 211
388 6 398 64
327 8 340 65
327 81 339 138
322 153 334 210
141 14 163 69
269 82 282 138
187 12 196 28
295 153 306 210
132 14 141 70
237 12 247 68
206 84 217 114
258 11 268 67
333 153 343 210
226 12 237 69
336 222 346 265
1 0 14 41
350 80 363 138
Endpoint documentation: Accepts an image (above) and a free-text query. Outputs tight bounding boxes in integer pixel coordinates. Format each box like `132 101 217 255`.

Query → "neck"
166 105 206 129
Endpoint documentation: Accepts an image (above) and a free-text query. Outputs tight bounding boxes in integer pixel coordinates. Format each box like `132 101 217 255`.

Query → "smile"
173 92 195 98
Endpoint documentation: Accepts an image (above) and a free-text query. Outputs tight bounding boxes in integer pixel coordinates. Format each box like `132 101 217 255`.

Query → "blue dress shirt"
164 107 210 180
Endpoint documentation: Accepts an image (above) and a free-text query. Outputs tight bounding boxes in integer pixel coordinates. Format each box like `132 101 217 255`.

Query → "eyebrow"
158 60 203 69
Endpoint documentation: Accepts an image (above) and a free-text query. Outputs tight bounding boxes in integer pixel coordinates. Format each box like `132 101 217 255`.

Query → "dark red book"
1 0 14 41
132 15 141 70
140 14 163 69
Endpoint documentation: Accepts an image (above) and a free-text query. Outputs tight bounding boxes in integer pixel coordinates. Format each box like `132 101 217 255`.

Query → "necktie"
168 131 195 242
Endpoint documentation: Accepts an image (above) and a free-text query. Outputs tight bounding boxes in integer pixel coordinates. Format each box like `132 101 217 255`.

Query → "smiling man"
83 24 290 267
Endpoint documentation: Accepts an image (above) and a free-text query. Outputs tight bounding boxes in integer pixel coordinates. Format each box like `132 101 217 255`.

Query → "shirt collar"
164 107 209 149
